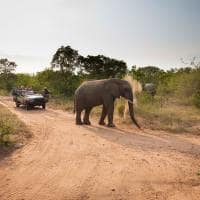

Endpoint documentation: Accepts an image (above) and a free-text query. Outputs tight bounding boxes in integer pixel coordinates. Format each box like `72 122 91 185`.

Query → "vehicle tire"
25 103 30 110
16 102 20 108
29 105 34 109
42 103 46 109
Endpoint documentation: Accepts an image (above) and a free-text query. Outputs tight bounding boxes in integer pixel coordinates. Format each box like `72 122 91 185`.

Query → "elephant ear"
104 82 120 98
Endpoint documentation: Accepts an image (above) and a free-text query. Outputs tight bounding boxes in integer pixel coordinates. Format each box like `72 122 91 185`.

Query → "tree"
0 58 17 90
81 55 127 79
130 66 165 86
0 58 17 74
181 57 200 69
35 69 82 96
51 46 79 74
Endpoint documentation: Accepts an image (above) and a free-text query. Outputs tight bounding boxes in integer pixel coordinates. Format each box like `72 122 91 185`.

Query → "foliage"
80 55 127 79
130 64 200 109
0 105 30 147
15 73 34 87
132 66 200 133
130 65 165 87
0 58 17 74
136 92 200 133
0 47 200 134
0 58 17 91
0 119 13 146
36 69 82 96
51 46 127 79
116 98 126 118
137 91 154 105
192 91 200 108
51 45 79 73
165 69 200 106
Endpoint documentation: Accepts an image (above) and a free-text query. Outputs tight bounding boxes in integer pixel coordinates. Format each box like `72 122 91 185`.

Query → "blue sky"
0 0 199 73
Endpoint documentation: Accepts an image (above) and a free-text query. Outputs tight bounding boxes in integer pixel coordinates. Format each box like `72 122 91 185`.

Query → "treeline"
0 46 128 96
0 45 200 108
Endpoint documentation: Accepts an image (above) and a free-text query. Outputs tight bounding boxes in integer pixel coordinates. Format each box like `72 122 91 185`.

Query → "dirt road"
0 97 200 200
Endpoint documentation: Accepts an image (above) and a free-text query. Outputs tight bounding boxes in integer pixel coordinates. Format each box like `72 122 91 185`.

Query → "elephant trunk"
128 100 141 129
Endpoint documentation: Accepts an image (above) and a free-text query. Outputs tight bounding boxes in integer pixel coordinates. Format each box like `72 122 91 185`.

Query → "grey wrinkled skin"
144 83 156 96
74 78 140 128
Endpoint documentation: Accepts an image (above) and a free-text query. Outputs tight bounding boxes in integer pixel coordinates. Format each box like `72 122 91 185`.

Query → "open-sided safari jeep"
12 90 47 110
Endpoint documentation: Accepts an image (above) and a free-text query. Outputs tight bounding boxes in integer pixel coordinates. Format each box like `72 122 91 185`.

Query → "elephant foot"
107 123 116 128
83 121 91 125
99 121 106 126
76 121 83 125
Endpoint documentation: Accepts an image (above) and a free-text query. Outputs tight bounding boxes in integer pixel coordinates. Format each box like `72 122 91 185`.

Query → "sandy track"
0 97 200 200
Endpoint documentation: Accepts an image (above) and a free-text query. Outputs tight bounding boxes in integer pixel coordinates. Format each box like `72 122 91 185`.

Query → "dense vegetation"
0 46 200 133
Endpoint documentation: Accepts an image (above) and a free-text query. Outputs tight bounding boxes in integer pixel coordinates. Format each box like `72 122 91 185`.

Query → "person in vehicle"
42 87 50 102
11 87 20 101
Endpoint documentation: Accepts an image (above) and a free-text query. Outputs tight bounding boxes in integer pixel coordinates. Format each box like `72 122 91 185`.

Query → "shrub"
0 119 13 146
0 105 30 148
192 91 200 108
137 92 154 105
116 99 126 118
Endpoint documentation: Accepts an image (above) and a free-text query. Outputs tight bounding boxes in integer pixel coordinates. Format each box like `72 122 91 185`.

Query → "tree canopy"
51 46 127 79
130 65 165 86
0 45 199 108
0 58 17 90
0 58 17 74
51 46 79 74
80 55 127 79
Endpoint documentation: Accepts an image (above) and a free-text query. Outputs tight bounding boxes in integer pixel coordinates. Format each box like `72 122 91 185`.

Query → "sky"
0 0 200 73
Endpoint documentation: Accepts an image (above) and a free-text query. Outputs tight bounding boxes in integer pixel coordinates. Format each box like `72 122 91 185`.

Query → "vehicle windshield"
25 91 35 95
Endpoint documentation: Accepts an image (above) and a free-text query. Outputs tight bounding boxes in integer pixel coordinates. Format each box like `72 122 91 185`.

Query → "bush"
116 99 126 118
134 75 200 133
0 105 30 148
0 119 13 146
192 91 200 108
137 92 154 105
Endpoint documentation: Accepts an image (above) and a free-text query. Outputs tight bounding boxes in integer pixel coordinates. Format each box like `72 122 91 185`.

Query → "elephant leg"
102 95 115 127
107 102 115 127
76 109 83 125
99 105 107 125
83 108 92 125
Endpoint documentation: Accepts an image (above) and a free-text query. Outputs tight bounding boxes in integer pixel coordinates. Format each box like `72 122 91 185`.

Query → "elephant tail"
73 97 76 113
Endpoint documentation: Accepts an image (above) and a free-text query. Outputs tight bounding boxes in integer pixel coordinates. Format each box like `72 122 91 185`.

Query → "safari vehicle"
13 90 47 110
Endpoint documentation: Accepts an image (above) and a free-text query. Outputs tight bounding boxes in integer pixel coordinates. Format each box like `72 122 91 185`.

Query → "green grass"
0 105 31 148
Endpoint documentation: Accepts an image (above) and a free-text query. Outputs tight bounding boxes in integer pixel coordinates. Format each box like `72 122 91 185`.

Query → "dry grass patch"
0 90 9 96
48 97 74 112
0 104 31 148
134 94 200 134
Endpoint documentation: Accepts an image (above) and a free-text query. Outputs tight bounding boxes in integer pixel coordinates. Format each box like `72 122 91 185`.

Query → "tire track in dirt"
0 97 200 200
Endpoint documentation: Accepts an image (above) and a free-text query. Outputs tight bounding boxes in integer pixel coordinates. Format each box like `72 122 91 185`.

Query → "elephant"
74 78 140 128
144 83 156 97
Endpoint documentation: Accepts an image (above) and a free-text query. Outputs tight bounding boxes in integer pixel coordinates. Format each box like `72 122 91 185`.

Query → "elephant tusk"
127 99 134 104
120 97 134 104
